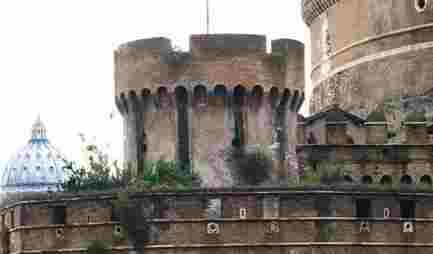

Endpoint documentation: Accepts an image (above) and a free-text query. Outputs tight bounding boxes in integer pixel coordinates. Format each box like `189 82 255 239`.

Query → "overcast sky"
0 0 309 165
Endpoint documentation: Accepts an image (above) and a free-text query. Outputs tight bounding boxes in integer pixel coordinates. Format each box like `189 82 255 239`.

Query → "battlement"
118 37 172 53
190 34 267 57
114 34 305 96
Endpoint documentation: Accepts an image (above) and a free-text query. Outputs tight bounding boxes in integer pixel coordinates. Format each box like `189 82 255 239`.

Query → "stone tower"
302 0 433 116
114 34 304 184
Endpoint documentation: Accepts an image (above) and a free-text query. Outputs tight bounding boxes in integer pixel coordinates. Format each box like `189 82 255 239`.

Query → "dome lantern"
1 116 68 192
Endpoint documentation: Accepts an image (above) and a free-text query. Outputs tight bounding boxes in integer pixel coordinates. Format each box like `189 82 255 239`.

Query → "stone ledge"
10 241 433 254
10 217 433 232
4 187 433 212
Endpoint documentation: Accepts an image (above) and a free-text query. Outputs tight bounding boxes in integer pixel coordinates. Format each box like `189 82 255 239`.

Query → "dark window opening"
193 85 207 108
10 211 14 228
250 86 264 110
233 86 246 148
175 87 191 172
400 200 415 219
50 206 66 225
356 199 372 218
361 175 373 184
420 175 432 185
400 175 413 185
380 175 393 185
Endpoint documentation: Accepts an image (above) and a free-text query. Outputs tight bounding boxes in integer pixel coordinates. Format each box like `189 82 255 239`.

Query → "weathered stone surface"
304 0 433 115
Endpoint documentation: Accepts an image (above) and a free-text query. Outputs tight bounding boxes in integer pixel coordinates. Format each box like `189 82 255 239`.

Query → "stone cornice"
302 0 340 26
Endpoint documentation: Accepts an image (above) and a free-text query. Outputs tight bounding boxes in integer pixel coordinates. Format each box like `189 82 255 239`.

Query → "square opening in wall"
50 206 66 225
400 200 415 219
356 199 371 218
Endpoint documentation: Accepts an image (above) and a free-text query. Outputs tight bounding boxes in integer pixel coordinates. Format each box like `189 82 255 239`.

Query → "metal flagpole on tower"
206 0 210 34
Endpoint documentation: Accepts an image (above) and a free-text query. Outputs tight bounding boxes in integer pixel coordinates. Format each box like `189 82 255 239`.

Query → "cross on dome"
30 115 48 142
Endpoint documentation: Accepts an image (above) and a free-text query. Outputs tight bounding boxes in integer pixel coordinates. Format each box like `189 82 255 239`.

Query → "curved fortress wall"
302 0 433 115
114 35 305 182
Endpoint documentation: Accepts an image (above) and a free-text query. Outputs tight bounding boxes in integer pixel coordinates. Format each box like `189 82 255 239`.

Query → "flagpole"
206 0 210 34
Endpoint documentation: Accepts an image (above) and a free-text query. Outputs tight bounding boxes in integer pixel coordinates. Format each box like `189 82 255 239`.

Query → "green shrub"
405 111 427 122
367 110 387 122
87 240 109 254
300 162 350 185
227 145 273 185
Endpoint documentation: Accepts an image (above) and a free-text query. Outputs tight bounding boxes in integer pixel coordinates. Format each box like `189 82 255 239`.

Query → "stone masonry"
115 35 305 185
302 0 433 116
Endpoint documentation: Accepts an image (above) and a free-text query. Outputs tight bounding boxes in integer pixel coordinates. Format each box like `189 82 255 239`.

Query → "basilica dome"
1 116 68 192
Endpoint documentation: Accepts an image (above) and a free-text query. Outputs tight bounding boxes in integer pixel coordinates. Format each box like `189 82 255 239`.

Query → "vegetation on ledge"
60 142 200 193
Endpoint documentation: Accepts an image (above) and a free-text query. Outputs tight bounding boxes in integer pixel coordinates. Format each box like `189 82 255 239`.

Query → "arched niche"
156 86 173 110
420 175 432 185
380 175 393 185
268 87 280 109
249 85 264 110
211 85 227 107
175 86 191 172
193 85 208 109
400 175 413 185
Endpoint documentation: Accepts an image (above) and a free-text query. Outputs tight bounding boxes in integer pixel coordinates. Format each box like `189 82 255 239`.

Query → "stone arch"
268 87 280 108
175 86 191 172
249 85 264 110
420 175 432 185
233 85 247 147
212 85 227 106
361 175 373 184
193 85 208 109
400 175 413 185
279 89 291 109
233 85 247 105
290 90 301 111
115 95 127 116
156 86 172 110
119 92 128 114
380 175 393 185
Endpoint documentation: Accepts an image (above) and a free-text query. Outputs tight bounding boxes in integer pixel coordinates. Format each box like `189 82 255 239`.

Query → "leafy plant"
60 133 200 193
226 145 273 186
128 160 200 192
87 240 109 254
300 161 350 185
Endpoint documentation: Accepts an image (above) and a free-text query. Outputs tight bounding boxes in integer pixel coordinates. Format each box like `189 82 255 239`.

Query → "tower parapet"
115 34 305 185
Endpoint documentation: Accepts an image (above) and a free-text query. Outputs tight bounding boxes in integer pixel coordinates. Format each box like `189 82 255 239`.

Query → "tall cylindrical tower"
303 0 433 116
114 34 305 185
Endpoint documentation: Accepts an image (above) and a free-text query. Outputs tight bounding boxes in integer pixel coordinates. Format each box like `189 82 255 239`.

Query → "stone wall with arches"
114 34 305 185
116 83 304 186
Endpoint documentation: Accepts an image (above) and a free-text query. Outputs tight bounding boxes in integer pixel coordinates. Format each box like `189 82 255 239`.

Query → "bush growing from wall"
60 142 200 193
87 240 109 254
300 161 351 185
226 145 273 186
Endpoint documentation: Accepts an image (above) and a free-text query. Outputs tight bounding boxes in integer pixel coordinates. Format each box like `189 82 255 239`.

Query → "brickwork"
4 190 433 253
115 34 305 183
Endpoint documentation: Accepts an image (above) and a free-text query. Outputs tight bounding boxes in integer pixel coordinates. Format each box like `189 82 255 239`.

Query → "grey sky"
0 0 309 163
